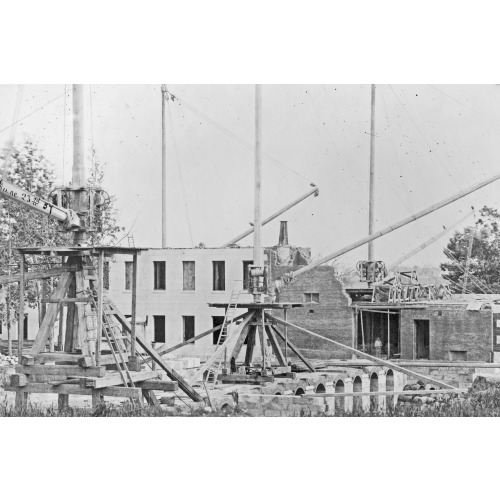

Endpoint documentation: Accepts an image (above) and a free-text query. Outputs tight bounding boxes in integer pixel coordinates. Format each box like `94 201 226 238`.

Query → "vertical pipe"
253 84 263 303
96 251 104 366
284 308 288 363
72 84 86 245
131 252 138 357
161 85 168 248
18 255 25 358
368 84 376 261
253 84 262 269
387 310 390 359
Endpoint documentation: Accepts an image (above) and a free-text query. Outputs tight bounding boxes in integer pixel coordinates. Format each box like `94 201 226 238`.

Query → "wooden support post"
131 252 138 357
259 309 266 371
58 394 69 411
58 304 64 352
284 308 288 364
229 318 253 362
96 251 103 366
244 325 256 366
15 391 28 411
270 324 315 372
64 272 76 353
265 323 287 367
18 255 25 358
30 272 73 355
387 309 391 359
92 390 102 409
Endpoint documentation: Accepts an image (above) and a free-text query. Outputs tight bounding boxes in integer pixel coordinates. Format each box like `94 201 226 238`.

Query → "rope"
0 91 66 136
166 92 194 246
169 91 315 184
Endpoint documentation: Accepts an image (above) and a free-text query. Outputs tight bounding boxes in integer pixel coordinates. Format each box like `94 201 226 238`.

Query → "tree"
0 137 124 350
440 206 500 294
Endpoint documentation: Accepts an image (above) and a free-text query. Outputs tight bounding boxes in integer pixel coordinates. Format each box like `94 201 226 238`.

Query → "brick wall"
400 306 492 362
267 252 353 359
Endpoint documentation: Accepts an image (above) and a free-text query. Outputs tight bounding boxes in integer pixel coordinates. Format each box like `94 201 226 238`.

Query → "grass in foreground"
2 378 500 417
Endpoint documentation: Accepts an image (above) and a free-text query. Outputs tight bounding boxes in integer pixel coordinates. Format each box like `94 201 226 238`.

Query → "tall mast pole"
368 84 376 261
253 84 263 270
72 84 86 245
161 85 168 248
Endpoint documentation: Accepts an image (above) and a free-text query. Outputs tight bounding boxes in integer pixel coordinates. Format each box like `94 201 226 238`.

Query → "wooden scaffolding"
5 245 204 410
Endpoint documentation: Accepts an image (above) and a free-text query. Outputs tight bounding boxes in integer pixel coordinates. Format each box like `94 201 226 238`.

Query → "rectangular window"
304 293 320 303
153 261 166 290
153 315 166 343
125 262 133 290
23 314 28 340
212 316 225 345
243 260 253 290
182 261 196 291
212 261 225 291
183 316 195 343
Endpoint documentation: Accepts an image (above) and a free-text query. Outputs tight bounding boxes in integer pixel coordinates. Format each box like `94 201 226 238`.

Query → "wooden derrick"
7 246 204 410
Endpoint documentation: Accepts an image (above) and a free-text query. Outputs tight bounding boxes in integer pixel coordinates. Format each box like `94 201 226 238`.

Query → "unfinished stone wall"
267 252 353 359
207 368 407 416
399 306 492 362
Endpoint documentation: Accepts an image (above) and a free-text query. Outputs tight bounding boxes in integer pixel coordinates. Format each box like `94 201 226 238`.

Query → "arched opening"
386 369 394 408
295 387 305 396
335 379 345 413
353 376 362 413
315 383 326 394
274 391 282 396
370 372 379 411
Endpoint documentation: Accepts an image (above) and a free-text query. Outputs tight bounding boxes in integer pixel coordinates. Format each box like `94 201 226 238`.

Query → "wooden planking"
16 365 106 377
136 379 179 391
83 370 159 389
4 383 142 398
217 374 274 384
267 313 457 390
270 324 316 372
106 298 204 402
30 272 73 355
34 353 84 364
80 353 130 367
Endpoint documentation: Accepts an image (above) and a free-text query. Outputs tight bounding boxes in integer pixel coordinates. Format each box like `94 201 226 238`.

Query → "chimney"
278 221 289 246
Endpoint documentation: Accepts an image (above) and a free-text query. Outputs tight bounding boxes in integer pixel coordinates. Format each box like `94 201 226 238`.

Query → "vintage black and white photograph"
2 82 500 418
3 3 500 499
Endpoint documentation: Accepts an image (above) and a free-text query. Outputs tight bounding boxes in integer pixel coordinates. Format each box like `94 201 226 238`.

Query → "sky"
1 84 500 270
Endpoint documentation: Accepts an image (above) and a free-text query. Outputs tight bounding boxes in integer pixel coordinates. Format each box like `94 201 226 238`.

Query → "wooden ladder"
204 290 240 387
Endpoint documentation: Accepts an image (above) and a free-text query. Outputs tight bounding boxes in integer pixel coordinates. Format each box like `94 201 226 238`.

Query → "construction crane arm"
224 185 319 247
275 171 500 289
0 178 80 229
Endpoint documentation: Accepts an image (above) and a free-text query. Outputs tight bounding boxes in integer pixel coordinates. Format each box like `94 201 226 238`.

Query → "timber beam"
0 266 77 286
